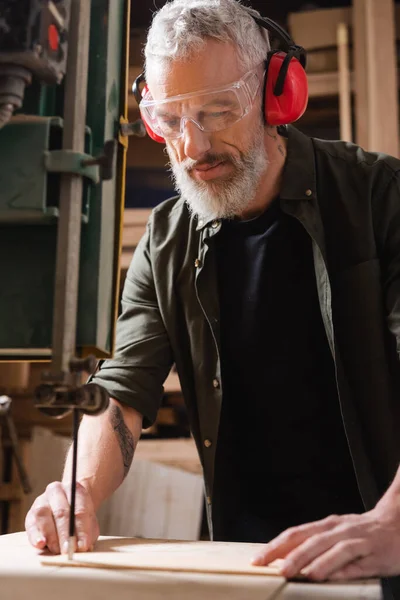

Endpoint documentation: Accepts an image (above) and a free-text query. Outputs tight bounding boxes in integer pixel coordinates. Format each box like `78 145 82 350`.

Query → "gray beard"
167 123 268 222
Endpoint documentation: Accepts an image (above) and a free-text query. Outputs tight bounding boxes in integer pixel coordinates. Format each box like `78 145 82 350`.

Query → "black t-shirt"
213 198 364 543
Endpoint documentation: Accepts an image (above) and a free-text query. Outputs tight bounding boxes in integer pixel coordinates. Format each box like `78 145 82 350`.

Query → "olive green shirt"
92 125 400 543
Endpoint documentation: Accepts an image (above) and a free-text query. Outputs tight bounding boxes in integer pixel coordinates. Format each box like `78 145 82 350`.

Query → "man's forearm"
62 398 143 511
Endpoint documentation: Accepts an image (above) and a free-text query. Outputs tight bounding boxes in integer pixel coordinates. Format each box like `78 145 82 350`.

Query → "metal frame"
50 0 92 381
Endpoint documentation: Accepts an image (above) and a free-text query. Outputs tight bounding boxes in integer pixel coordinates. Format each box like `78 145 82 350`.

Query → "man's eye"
204 111 230 118
159 116 180 128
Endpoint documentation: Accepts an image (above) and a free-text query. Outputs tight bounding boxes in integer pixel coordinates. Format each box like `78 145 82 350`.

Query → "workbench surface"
0 532 383 599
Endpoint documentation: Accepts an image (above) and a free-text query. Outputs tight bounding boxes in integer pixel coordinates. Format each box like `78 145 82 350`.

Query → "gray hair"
144 0 270 77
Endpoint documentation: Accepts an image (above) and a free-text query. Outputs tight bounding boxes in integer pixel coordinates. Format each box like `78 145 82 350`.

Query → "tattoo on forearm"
109 405 135 478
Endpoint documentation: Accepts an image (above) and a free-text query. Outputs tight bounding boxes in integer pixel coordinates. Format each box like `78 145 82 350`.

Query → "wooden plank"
288 7 351 50
122 209 151 248
123 208 152 225
353 0 399 155
337 23 353 142
0 532 383 600
307 71 355 99
134 439 202 475
122 226 146 248
41 537 285 580
121 209 151 267
96 460 203 541
120 251 134 270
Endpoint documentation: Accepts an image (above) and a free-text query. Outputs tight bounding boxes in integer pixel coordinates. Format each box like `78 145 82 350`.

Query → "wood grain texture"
0 534 383 600
41 537 285 578
353 0 399 155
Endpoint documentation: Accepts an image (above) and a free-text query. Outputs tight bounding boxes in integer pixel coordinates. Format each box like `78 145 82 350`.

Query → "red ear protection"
140 84 166 144
263 51 308 126
133 15 308 142
252 15 308 126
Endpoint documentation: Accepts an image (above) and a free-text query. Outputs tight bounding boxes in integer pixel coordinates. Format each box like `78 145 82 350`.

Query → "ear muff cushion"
264 52 308 126
142 118 166 144
140 84 166 144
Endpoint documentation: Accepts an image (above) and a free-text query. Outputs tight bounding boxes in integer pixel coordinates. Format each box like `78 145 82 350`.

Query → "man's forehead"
146 41 243 101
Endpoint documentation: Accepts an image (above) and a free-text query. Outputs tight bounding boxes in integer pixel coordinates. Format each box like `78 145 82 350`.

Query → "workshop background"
1 0 399 544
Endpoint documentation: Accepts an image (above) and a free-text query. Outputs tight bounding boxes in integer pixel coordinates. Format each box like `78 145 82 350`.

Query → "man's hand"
252 499 400 581
25 481 99 555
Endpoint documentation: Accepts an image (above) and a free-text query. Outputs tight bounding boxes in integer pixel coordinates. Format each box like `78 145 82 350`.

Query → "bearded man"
25 2 400 598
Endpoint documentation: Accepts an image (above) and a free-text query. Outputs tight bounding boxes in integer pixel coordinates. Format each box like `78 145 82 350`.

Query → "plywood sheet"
134 439 202 474
0 533 286 600
97 460 203 541
41 537 285 578
0 534 383 600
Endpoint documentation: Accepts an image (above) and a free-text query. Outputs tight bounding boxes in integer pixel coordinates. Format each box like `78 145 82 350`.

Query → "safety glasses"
138 68 262 140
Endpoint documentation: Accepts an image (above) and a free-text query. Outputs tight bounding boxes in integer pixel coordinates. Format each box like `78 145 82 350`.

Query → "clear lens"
155 89 243 137
140 68 261 140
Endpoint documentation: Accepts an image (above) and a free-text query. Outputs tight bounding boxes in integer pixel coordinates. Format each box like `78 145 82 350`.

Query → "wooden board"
0 534 383 600
41 537 285 577
288 7 351 50
134 439 202 474
97 460 204 541
353 0 399 156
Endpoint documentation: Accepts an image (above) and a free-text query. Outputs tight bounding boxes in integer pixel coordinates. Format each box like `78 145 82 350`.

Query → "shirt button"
211 220 220 229
194 258 202 268
212 378 220 388
305 189 313 197
206 496 212 505
204 439 212 448
198 219 204 227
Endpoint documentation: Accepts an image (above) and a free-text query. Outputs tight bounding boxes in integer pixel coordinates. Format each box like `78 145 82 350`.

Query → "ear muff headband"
132 74 166 143
252 15 306 66
134 13 308 140
132 72 145 106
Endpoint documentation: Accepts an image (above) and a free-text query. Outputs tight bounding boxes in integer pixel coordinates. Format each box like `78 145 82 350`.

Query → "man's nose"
182 119 211 161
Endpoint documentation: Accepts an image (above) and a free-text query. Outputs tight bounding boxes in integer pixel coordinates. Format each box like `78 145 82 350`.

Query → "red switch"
48 24 59 52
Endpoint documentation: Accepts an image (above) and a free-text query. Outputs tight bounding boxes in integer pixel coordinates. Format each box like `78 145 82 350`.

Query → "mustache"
177 153 239 173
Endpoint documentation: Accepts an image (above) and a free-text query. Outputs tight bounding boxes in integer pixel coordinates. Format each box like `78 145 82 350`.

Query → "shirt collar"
194 125 316 232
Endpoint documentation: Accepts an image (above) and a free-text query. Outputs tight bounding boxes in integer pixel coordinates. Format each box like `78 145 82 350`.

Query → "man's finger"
25 500 58 553
89 514 100 551
25 520 48 550
70 483 97 552
280 522 367 579
46 481 71 554
294 538 369 581
252 515 343 566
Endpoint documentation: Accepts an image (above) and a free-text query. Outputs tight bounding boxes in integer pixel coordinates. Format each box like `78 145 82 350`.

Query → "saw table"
0 532 382 600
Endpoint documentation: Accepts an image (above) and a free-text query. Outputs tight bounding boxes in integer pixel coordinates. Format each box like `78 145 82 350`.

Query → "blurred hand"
252 499 400 581
25 481 99 555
